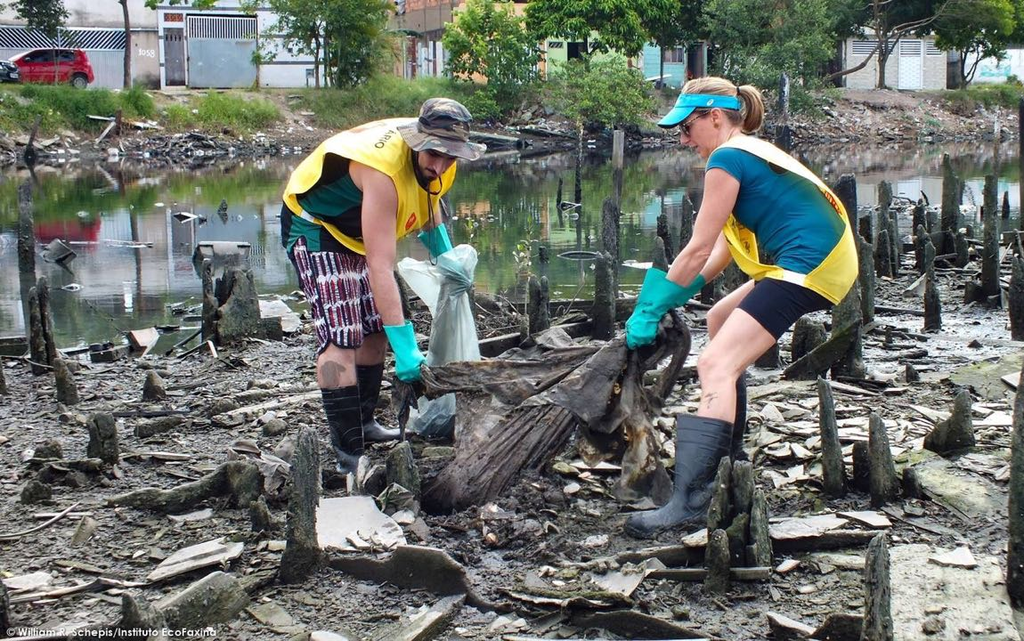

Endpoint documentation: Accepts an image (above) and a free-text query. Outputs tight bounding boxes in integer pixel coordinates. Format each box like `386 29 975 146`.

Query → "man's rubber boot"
321 386 365 482
356 363 400 442
732 372 748 462
624 415 733 539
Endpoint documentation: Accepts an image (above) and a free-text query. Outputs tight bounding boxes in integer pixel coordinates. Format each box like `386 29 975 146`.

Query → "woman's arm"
667 167 740 287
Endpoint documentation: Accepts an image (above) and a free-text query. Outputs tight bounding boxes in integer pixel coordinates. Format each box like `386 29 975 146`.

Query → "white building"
843 31 948 90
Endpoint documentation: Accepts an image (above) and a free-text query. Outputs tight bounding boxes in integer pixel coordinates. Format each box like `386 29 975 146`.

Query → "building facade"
843 32 947 90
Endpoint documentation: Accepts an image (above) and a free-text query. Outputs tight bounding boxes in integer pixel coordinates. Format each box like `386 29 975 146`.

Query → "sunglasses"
680 111 711 137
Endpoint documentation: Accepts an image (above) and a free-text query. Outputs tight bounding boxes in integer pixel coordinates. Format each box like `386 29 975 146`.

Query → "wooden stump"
705 529 731 594
1008 358 1024 606
528 274 551 336
817 378 845 498
1011 253 1024 341
924 388 975 454
53 358 79 406
591 254 614 340
86 412 120 465
861 533 893 641
280 427 323 583
868 413 899 507
791 317 827 363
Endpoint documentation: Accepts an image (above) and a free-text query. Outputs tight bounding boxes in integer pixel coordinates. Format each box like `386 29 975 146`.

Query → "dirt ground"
2 89 1024 641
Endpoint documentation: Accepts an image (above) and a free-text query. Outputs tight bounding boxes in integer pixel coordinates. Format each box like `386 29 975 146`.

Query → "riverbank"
0 87 1018 169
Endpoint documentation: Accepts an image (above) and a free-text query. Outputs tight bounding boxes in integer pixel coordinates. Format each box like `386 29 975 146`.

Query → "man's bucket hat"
398 98 486 161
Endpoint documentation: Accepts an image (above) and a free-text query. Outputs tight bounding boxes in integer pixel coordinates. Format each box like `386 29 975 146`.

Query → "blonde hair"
682 76 765 134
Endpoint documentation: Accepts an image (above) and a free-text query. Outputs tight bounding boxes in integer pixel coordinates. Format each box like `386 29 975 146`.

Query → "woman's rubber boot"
624 415 733 539
356 364 400 442
732 373 748 462
321 386 366 492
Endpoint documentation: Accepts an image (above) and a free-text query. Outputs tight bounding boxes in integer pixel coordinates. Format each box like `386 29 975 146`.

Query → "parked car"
0 59 18 83
8 48 94 88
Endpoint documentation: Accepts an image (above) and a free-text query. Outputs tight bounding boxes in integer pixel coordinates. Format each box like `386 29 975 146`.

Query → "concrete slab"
891 544 1019 640
316 496 406 552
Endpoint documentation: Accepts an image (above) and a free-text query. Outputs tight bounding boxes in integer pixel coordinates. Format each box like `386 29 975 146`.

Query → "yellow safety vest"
717 136 858 304
282 118 457 255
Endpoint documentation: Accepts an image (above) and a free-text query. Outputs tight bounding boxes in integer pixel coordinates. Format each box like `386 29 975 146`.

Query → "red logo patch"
405 214 417 231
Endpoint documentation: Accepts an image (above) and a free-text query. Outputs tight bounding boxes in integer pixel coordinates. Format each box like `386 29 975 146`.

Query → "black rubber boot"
321 386 364 474
356 364 400 442
624 415 733 539
732 372 748 462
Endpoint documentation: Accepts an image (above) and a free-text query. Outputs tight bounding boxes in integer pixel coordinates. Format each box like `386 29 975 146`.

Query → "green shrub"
545 56 656 130
119 85 155 120
160 91 279 132
292 75 475 130
944 83 1024 111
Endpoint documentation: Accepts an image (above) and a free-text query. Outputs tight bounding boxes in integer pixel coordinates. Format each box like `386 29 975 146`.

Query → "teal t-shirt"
285 154 364 252
706 147 843 274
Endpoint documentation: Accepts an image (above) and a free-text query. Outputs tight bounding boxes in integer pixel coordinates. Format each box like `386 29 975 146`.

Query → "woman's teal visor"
658 94 741 128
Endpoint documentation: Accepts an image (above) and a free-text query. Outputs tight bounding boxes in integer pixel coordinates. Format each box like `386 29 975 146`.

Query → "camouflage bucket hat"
397 97 487 161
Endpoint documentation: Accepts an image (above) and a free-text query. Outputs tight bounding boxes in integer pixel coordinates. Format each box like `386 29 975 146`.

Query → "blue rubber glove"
418 224 453 258
384 322 427 382
625 269 706 349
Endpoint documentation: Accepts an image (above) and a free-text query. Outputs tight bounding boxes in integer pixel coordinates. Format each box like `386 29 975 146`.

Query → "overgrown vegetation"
941 81 1024 112
0 84 155 133
290 75 475 129
443 0 540 120
161 92 279 132
544 56 656 131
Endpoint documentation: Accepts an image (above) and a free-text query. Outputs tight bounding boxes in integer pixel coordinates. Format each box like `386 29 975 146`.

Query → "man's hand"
384 322 427 382
625 269 705 349
418 224 453 258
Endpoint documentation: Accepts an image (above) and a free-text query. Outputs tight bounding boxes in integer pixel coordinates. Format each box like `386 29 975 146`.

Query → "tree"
524 0 676 60
645 0 707 87
7 0 67 40
265 0 391 88
546 56 656 132
443 0 539 114
933 0 1016 86
828 0 970 88
704 0 836 87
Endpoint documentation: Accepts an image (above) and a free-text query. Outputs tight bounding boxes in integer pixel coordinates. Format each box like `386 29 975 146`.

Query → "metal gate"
898 39 923 90
164 28 185 86
185 15 257 88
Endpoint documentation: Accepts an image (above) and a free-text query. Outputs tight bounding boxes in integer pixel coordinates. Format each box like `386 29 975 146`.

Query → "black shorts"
737 278 833 339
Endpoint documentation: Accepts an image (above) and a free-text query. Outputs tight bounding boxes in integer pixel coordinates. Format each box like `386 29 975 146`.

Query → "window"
547 41 563 49
852 40 877 56
663 47 686 63
926 41 942 56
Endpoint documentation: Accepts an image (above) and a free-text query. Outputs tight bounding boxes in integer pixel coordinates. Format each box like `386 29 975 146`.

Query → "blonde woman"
624 77 858 537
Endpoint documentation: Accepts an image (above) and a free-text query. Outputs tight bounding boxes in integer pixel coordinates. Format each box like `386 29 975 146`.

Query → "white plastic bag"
396 244 480 438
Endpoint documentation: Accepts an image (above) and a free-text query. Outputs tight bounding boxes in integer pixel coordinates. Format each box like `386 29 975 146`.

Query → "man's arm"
350 161 405 326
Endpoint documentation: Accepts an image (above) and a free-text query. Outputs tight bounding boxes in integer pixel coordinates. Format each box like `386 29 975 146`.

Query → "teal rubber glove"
418 224 453 258
625 269 706 349
384 322 427 382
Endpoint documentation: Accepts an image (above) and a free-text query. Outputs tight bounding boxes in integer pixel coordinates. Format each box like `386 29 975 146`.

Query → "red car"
9 48 94 88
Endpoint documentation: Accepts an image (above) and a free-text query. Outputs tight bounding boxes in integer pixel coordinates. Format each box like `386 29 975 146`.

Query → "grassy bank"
0 76 478 138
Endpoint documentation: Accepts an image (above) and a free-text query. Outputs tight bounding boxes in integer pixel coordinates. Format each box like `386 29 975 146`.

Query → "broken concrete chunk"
155 570 249 630
147 538 244 583
316 496 406 552
929 546 977 569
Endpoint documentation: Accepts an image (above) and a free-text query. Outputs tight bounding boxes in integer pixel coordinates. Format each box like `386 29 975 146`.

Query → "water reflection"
0 141 1019 346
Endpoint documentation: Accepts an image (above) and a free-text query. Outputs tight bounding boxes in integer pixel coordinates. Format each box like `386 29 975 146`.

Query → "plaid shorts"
288 238 384 353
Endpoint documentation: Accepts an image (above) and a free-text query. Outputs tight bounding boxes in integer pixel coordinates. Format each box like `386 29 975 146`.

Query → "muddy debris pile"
3 233 1024 639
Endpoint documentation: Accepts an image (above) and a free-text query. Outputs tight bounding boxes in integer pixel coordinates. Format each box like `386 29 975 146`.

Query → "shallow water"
0 140 1019 347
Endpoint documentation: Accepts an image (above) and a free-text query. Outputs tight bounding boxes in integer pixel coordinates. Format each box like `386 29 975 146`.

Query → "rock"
20 479 52 504
142 371 167 401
